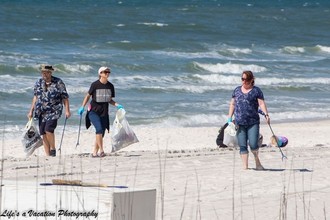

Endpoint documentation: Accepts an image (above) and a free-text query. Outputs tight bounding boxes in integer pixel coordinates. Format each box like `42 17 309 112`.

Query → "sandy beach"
1 119 330 219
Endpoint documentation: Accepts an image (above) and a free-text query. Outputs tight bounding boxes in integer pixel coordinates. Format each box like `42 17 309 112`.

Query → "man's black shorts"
39 119 58 135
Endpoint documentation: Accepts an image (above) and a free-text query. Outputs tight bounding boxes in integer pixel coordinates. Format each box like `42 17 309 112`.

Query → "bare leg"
252 150 264 170
43 135 50 156
240 153 249 170
93 134 103 156
44 132 56 156
45 132 55 150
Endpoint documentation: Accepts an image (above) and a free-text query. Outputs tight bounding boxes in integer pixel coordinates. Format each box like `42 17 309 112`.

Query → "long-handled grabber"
58 117 67 152
258 109 287 160
267 123 287 161
76 114 82 148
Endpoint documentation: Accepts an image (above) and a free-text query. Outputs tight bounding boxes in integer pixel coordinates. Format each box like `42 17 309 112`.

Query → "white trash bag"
21 118 43 156
111 109 139 152
225 122 237 136
223 122 238 148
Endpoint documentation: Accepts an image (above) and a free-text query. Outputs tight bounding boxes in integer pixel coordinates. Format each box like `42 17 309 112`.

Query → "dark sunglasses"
103 71 110 74
241 77 250 81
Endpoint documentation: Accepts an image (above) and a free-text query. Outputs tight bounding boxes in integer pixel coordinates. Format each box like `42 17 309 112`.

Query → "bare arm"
258 98 270 124
109 99 121 107
77 93 91 115
228 98 235 121
81 93 91 108
27 96 37 119
63 98 71 118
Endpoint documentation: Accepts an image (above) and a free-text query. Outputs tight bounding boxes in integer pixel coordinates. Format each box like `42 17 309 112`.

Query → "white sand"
1 119 330 219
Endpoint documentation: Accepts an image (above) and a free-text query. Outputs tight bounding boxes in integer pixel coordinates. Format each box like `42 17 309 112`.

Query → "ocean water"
1 0 330 134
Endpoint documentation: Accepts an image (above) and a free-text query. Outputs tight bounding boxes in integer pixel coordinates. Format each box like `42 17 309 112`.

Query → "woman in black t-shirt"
78 66 123 157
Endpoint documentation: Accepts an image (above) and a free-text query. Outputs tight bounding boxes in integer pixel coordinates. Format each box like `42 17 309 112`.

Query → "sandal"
91 154 99 158
99 152 105 157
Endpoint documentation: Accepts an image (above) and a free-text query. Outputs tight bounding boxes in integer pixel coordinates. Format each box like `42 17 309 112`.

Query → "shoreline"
1 115 330 132
1 118 330 159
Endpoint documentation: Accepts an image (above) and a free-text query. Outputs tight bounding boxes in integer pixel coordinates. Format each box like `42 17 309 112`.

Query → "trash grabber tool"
58 117 67 152
267 123 287 161
258 109 287 160
76 114 82 148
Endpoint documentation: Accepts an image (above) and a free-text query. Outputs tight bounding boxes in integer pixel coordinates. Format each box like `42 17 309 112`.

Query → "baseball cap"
98 66 111 75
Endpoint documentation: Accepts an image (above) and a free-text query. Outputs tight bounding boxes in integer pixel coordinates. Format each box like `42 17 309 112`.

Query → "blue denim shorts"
88 111 108 137
236 123 260 154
